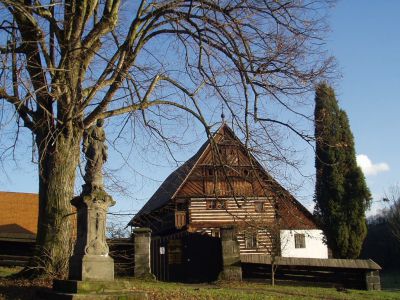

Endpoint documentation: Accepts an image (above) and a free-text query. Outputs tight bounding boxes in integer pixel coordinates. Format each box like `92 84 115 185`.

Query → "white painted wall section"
280 230 328 259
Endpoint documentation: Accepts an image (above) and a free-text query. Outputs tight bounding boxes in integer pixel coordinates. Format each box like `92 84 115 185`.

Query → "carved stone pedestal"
38 189 148 299
69 189 116 281
69 254 114 282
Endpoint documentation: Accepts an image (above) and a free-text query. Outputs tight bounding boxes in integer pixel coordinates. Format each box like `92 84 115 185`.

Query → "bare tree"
241 220 283 287
240 200 312 287
384 185 400 245
0 0 334 276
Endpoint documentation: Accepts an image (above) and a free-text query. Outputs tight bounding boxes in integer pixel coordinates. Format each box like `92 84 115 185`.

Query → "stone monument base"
69 255 114 281
37 279 148 300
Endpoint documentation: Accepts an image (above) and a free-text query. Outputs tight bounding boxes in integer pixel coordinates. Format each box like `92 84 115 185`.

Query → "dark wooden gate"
151 231 222 282
108 238 135 276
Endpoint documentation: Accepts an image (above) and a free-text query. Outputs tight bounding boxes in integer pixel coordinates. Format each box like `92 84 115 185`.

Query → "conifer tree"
314 83 371 258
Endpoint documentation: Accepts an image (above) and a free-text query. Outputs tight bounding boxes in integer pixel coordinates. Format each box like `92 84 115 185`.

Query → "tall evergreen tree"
314 83 371 258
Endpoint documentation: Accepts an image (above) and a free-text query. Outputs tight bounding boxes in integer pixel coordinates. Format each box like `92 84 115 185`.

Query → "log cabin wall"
191 226 274 255
188 198 274 226
186 198 275 254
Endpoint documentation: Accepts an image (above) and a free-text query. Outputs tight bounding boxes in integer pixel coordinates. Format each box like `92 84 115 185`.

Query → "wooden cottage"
128 124 327 281
0 191 79 266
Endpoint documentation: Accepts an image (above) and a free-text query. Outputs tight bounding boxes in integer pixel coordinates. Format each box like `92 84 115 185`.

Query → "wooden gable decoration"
176 125 264 198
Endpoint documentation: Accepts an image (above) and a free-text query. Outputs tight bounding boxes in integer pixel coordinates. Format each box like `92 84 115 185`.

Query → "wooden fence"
0 238 35 267
108 238 135 276
0 238 135 277
241 254 381 290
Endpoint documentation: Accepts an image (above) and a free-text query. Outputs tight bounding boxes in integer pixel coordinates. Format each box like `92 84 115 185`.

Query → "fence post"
218 226 242 281
133 227 155 280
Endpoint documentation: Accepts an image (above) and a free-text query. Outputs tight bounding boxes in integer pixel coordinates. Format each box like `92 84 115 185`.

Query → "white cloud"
356 154 390 176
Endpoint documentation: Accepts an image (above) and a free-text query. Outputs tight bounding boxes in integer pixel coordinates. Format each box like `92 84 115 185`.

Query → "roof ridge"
0 191 38 195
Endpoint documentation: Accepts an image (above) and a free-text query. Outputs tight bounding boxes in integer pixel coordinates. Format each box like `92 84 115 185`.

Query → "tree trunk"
271 262 275 286
30 128 82 278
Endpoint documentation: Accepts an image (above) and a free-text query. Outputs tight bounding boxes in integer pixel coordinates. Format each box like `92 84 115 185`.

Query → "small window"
206 199 225 210
211 228 220 238
294 233 306 248
254 202 264 212
208 168 214 176
245 231 257 249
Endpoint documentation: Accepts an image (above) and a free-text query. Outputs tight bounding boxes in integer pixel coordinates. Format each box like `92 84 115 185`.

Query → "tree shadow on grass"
0 278 51 300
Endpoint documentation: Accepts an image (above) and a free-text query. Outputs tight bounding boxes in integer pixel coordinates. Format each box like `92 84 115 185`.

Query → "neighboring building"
0 191 39 242
0 191 38 260
128 124 328 263
0 191 77 253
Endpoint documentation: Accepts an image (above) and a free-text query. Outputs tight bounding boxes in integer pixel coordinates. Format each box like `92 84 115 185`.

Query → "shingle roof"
128 138 209 226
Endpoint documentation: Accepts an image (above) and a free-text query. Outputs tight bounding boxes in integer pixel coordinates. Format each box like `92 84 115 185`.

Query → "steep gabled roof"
128 123 317 228
131 141 207 219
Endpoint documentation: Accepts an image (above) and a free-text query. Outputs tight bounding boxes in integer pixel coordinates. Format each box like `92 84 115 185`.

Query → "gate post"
365 270 381 290
133 227 155 280
218 226 242 281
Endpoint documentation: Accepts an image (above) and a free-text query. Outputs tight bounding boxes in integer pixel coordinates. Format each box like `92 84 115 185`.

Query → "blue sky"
1 1 399 225
326 0 400 214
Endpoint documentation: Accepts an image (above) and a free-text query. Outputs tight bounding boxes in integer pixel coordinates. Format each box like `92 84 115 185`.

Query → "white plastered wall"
280 229 328 259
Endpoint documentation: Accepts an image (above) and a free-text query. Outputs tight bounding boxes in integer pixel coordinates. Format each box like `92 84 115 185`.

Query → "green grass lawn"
132 279 400 300
0 267 23 278
0 267 399 299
